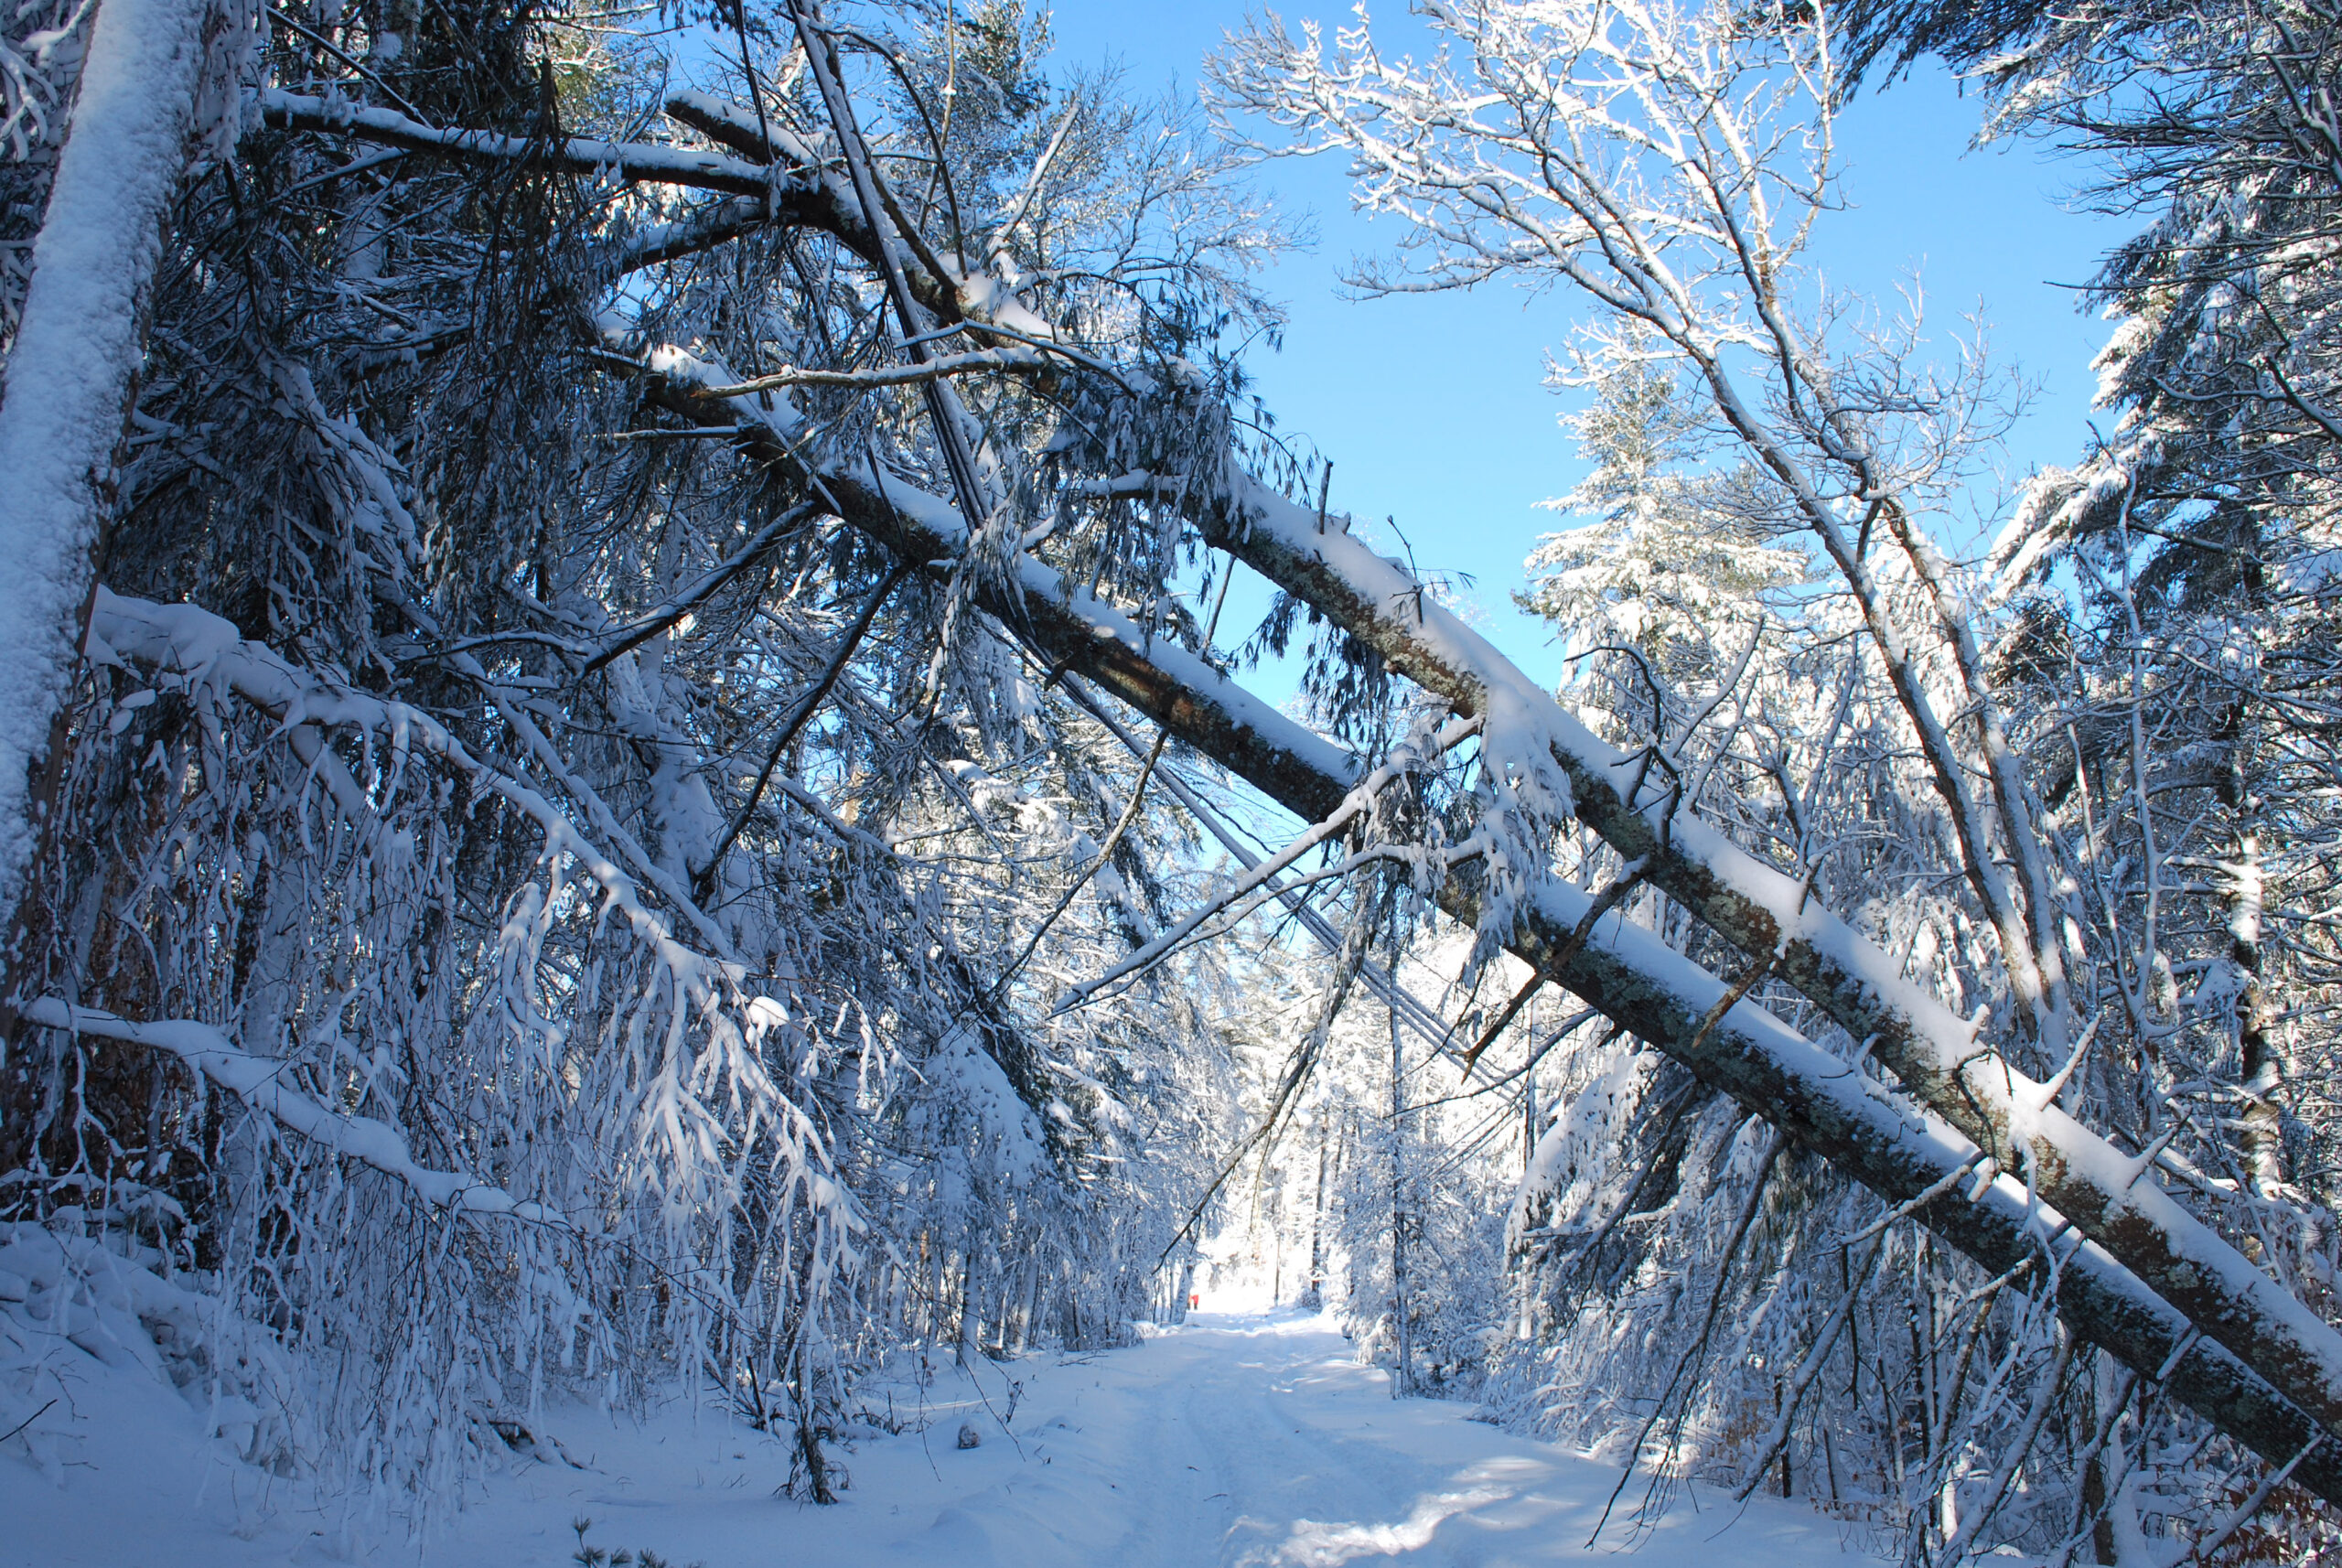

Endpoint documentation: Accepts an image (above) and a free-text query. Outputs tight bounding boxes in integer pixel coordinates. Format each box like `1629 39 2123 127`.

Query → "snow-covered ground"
5 1263 1878 1567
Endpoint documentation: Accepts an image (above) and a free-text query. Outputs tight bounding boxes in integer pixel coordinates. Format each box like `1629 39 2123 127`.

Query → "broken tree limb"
256 90 789 199
263 85 1062 342
20 1000 568 1224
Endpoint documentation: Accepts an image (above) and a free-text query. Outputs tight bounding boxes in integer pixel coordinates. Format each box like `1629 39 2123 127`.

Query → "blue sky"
1038 2 2131 699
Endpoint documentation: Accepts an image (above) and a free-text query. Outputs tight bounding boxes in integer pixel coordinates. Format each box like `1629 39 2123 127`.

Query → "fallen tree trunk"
242 82 2342 1488
1162 467 2342 1462
620 104 2342 1455
610 340 2342 1501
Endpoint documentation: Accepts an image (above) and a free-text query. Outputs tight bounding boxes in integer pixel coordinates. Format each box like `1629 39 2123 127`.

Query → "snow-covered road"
6 1305 1878 1566
867 1309 1875 1567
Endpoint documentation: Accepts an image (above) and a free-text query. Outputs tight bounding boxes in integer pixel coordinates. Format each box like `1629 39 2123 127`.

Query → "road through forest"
5 1303 1879 1567
883 1308 1875 1567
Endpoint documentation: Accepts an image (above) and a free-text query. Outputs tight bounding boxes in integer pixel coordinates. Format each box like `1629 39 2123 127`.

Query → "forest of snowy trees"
6 0 2342 1561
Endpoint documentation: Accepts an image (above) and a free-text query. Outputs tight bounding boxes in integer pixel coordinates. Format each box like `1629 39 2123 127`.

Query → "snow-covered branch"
255 89 789 199
17 999 568 1223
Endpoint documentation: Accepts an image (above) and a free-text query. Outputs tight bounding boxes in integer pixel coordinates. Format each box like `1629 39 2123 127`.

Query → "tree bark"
2220 701 2286 1198
0 0 216 903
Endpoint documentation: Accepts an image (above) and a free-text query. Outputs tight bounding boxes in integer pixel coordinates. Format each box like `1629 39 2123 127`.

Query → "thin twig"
1592 1126 1791 1547
694 560 912 895
988 567 1236 1002
0 1400 57 1446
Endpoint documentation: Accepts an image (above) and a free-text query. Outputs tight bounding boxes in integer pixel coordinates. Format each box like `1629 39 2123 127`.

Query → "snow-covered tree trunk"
0 0 214 905
1305 1122 1329 1309
1389 983 1413 1397
626 337 2342 1495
